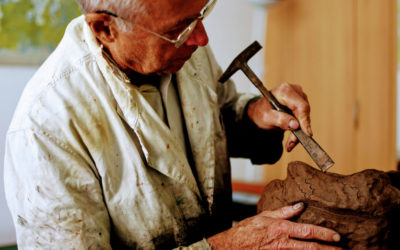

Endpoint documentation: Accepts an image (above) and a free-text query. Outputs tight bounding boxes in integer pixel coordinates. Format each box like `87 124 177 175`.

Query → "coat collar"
176 60 216 206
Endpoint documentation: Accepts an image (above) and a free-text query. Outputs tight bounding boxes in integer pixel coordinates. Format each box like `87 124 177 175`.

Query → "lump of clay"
257 161 400 250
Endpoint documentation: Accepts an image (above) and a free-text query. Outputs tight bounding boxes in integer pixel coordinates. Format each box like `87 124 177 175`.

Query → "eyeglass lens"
174 0 217 47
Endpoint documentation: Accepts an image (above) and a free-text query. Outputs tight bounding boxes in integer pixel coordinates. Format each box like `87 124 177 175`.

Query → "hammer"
219 41 334 172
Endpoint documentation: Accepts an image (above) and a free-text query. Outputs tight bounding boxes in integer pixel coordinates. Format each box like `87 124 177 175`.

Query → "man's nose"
184 21 209 47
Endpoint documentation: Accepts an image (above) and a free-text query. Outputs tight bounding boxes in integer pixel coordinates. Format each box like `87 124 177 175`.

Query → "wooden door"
261 0 397 182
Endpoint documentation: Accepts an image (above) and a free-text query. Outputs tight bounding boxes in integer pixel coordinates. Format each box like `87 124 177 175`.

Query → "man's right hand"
207 202 342 249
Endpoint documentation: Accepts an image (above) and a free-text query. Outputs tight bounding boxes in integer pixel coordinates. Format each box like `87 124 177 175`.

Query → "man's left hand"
247 82 311 152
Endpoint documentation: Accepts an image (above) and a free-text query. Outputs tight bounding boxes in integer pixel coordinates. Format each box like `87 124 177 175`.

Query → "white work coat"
4 16 283 249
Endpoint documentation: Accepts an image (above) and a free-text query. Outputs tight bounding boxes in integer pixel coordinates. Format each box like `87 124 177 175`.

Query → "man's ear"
85 13 119 44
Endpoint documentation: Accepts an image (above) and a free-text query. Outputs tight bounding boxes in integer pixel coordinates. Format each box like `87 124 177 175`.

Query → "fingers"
271 238 343 250
291 84 309 103
288 223 341 243
268 110 300 131
286 132 299 152
261 202 305 220
219 204 342 250
254 105 300 130
272 82 312 136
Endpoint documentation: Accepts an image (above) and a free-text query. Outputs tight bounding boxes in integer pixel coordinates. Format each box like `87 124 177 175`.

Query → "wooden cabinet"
261 0 397 182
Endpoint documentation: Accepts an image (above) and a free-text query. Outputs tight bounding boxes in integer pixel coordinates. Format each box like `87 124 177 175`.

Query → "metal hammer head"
219 41 262 83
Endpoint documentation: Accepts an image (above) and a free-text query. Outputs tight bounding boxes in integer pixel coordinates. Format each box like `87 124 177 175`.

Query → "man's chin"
157 58 190 75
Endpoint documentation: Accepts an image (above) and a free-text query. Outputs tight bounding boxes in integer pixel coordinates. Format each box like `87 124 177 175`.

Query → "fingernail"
289 120 298 130
293 202 304 210
333 234 341 242
307 126 313 136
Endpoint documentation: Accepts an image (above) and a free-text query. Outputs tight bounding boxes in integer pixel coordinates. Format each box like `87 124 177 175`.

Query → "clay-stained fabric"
258 161 400 249
4 16 283 249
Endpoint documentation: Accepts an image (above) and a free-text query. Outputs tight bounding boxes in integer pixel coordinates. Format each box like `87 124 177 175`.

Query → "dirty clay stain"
167 144 170 149
17 215 28 226
44 224 57 231
176 196 185 205
191 123 194 129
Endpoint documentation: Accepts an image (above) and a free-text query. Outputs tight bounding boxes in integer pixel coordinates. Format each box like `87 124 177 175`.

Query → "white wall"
205 0 271 183
0 66 37 246
0 0 264 245
205 0 265 93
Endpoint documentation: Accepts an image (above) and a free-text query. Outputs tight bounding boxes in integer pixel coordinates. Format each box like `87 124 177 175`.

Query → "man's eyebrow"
166 13 200 30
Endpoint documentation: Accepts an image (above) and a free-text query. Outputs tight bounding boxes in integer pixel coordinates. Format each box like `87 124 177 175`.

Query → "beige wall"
263 0 397 182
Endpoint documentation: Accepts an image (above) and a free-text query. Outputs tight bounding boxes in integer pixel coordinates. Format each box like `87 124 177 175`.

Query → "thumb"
260 202 305 220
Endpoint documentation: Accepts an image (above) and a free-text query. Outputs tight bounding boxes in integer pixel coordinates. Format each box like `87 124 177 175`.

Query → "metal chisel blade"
292 129 334 172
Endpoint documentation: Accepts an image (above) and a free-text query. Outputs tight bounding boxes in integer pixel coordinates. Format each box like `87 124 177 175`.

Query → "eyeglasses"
97 0 217 48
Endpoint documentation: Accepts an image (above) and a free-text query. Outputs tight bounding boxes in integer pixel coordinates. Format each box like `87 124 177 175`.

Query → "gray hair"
75 0 147 31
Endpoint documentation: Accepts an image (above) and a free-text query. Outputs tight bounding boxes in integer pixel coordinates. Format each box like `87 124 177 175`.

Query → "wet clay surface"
257 161 400 249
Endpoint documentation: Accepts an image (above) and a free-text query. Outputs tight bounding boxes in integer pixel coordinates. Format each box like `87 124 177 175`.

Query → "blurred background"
0 0 398 247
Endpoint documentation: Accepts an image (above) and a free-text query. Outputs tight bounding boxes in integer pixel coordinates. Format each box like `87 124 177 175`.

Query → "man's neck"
101 44 161 86
125 70 161 86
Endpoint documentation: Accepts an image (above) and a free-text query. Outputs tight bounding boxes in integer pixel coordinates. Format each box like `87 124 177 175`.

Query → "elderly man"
5 0 341 249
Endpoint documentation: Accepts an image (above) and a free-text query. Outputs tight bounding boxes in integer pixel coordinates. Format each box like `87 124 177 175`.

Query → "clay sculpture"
257 161 400 249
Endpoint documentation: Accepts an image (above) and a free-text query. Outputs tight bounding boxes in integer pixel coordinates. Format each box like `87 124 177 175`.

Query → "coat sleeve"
203 46 284 164
4 127 112 249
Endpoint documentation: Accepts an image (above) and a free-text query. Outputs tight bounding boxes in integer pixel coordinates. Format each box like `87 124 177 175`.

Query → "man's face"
111 0 209 76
